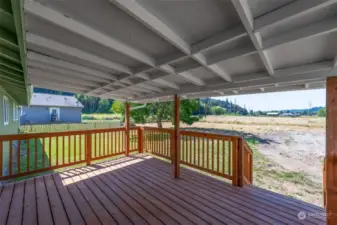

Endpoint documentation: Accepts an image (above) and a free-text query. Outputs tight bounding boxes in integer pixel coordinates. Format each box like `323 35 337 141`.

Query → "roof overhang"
0 0 30 105
23 0 337 103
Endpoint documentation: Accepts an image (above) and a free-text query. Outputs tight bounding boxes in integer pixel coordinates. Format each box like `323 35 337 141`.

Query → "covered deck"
0 154 325 225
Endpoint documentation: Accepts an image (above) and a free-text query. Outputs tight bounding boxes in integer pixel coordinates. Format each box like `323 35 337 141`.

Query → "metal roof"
30 93 83 108
24 0 337 103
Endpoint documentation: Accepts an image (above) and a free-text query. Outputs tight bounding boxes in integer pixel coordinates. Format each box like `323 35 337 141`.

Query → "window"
13 103 19 121
3 96 9 125
49 107 60 121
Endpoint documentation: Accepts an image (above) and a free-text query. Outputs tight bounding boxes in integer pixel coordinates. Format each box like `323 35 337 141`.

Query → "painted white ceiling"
24 0 337 102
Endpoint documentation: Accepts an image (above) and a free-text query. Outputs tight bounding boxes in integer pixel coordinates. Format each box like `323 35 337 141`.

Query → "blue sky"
212 89 326 111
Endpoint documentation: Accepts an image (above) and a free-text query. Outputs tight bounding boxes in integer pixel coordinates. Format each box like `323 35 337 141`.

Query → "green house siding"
0 88 19 176
0 88 19 135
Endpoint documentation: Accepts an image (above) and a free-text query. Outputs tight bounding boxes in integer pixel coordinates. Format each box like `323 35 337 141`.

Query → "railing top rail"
139 126 174 133
0 127 126 141
180 130 240 141
243 139 253 154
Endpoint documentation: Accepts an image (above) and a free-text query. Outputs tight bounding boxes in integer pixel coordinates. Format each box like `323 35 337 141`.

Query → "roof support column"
173 94 180 178
325 77 337 224
125 102 130 157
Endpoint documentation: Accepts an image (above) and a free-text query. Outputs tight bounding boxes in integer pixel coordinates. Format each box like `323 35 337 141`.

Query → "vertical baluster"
115 131 117 154
228 140 232 175
75 135 78 162
201 138 206 168
35 138 38 170
9 140 12 176
211 139 214 171
49 137 52 167
194 136 196 165
103 132 106 156
68 135 71 163
56 136 59 166
17 140 21 174
42 137 45 168
27 139 30 172
189 135 192 164
63 136 65 165
223 139 225 174
217 139 220 173
183 135 186 162
205 138 209 169
80 134 82 161
0 140 2 176
198 137 201 166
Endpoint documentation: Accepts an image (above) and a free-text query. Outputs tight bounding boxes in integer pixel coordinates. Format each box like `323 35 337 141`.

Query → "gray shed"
20 93 83 125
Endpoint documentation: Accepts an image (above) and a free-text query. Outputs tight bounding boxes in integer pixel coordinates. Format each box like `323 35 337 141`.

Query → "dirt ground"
142 115 325 206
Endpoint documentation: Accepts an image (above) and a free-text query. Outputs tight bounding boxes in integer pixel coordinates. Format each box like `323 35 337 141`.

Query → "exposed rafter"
153 78 180 90
231 0 275 76
25 0 155 67
28 52 118 81
255 0 337 32
264 16 337 49
26 33 130 75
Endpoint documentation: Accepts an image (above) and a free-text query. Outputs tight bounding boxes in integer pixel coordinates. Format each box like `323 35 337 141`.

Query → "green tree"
96 99 110 113
317 108 326 117
110 99 201 128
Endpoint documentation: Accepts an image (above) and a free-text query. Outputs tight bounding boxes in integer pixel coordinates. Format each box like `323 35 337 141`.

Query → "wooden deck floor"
0 154 325 225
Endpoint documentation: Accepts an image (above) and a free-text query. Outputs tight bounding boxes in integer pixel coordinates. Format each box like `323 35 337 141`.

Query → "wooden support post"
86 133 92 165
173 95 180 178
232 137 244 187
138 127 143 153
125 102 130 157
326 77 337 224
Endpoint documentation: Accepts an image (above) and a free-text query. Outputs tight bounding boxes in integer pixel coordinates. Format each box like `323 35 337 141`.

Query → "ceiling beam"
111 0 234 84
255 0 336 32
133 68 328 101
206 45 256 66
27 61 112 84
0 27 18 51
153 78 180 90
160 65 205 86
191 26 247 54
231 0 275 76
29 72 96 89
0 57 22 72
25 0 155 67
28 68 102 87
26 33 131 75
28 79 88 93
136 83 163 93
27 52 118 81
264 16 337 49
111 0 190 54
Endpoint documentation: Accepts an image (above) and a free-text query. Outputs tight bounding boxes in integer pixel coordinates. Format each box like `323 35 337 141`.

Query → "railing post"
173 95 180 178
125 102 130 157
232 138 244 187
138 127 143 153
86 133 92 165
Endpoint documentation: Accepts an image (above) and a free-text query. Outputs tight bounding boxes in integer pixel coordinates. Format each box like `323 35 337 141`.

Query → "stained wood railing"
243 139 253 184
180 130 236 181
142 127 174 160
0 126 253 185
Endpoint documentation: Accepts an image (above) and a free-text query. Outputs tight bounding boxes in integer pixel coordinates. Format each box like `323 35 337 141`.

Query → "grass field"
20 121 121 133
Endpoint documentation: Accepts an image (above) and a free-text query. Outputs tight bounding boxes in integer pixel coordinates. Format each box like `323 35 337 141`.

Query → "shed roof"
23 0 337 102
30 93 83 108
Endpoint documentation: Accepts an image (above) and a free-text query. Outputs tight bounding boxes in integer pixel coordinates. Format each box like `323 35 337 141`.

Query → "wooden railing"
142 127 174 160
0 126 253 186
180 130 236 181
0 127 139 180
242 139 253 184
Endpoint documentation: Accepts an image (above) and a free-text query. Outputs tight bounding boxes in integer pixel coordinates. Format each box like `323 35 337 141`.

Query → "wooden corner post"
125 102 130 157
173 95 180 178
232 137 244 187
326 77 337 224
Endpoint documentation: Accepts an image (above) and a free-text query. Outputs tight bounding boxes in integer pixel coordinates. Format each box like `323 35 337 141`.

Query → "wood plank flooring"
0 154 326 225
